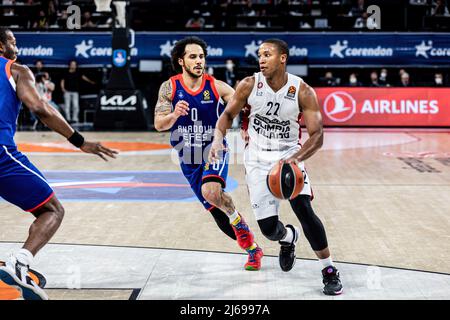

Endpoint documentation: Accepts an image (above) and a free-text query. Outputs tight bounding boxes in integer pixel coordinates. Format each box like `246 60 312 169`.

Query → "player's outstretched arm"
209 76 254 163
13 64 118 161
154 80 189 131
285 81 323 163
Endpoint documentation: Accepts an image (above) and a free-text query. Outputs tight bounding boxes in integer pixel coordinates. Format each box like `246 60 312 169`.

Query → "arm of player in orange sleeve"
286 81 324 163
13 63 75 139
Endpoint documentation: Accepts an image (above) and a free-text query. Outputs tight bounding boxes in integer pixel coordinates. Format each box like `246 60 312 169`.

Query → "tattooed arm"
154 80 189 131
285 81 324 163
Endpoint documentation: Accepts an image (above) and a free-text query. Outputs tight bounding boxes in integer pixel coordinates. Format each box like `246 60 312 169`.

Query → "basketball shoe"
322 266 343 295
231 214 255 250
278 224 300 272
0 255 48 300
244 246 263 271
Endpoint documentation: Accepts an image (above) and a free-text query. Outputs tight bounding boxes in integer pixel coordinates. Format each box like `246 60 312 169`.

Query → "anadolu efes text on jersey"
247 72 303 153
169 74 225 164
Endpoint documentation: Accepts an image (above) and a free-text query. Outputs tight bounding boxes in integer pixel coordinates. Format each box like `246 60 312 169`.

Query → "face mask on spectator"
380 72 387 79
226 63 234 72
435 77 443 85
350 76 357 84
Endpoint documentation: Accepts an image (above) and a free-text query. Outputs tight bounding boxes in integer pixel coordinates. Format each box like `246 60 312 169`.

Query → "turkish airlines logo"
323 91 356 122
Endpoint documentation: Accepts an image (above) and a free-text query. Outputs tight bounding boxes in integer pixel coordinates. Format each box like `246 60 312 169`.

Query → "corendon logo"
323 92 356 122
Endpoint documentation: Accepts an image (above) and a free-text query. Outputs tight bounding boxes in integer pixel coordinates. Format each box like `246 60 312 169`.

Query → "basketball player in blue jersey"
154 37 263 271
0 28 117 300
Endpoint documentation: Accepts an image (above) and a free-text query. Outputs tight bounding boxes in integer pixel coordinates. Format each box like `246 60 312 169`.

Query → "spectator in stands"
82 11 97 28
186 10 206 29
33 10 49 29
400 72 412 87
348 0 365 17
242 0 256 17
431 0 450 16
58 9 68 28
32 73 62 129
224 59 237 88
379 68 390 86
47 0 58 26
434 72 445 86
369 71 380 87
2 0 15 16
320 71 339 86
347 73 362 86
33 60 45 76
60 60 96 124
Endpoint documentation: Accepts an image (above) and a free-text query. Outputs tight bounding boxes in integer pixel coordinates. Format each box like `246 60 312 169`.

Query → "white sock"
319 256 334 268
228 210 239 224
15 248 34 266
281 226 294 243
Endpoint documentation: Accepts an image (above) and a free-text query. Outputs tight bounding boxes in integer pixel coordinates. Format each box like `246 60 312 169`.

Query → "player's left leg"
202 182 263 271
201 152 263 271
0 146 62 300
289 195 343 295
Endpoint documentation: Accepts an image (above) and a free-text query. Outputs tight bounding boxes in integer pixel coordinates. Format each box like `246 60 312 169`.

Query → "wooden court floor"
0 128 449 299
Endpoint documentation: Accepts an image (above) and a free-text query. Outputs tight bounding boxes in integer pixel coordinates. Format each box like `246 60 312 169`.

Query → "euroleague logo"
323 91 356 122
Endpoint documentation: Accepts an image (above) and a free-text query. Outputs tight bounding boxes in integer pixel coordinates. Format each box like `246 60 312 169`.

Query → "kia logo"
323 91 356 122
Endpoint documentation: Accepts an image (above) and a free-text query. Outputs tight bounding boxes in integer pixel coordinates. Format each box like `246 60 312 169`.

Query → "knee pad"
257 216 286 241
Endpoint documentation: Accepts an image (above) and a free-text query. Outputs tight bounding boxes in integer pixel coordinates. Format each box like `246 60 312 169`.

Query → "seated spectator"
431 0 450 16
33 10 49 29
379 68 390 86
33 59 45 76
434 72 445 86
186 10 205 29
369 71 380 87
2 0 15 16
347 73 362 86
320 71 339 86
82 11 97 28
348 0 365 17
400 72 413 87
224 59 237 87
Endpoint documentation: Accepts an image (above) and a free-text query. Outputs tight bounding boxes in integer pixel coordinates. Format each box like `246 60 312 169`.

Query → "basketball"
266 161 304 200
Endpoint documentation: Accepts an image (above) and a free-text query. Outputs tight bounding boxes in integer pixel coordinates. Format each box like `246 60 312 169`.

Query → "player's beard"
2 47 17 60
185 65 204 79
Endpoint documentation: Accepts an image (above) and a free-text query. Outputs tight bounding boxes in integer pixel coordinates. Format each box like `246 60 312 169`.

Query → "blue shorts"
180 150 229 210
0 145 54 212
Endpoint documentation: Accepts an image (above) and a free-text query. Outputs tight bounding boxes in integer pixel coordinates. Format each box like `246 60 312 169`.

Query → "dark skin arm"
285 81 323 163
208 76 254 163
12 63 118 161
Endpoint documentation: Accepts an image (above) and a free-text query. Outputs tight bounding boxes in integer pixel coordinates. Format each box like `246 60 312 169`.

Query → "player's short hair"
262 38 289 61
171 36 208 73
0 27 11 46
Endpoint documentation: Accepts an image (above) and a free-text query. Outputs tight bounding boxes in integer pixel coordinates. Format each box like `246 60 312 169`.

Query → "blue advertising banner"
13 32 450 67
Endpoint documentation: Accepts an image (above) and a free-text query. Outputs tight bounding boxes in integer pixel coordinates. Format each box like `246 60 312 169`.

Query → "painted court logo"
323 91 356 122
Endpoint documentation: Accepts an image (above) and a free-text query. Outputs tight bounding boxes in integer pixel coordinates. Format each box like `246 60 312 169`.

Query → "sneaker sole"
323 288 344 296
0 267 48 300
244 266 261 271
280 256 296 272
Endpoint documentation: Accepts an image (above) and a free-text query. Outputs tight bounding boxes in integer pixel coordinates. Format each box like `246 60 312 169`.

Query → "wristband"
68 130 85 148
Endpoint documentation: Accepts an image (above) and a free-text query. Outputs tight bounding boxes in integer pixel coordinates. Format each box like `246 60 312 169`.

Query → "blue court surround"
36 171 239 202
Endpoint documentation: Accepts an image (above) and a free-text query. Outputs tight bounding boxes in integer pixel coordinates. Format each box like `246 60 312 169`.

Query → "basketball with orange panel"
266 161 304 200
